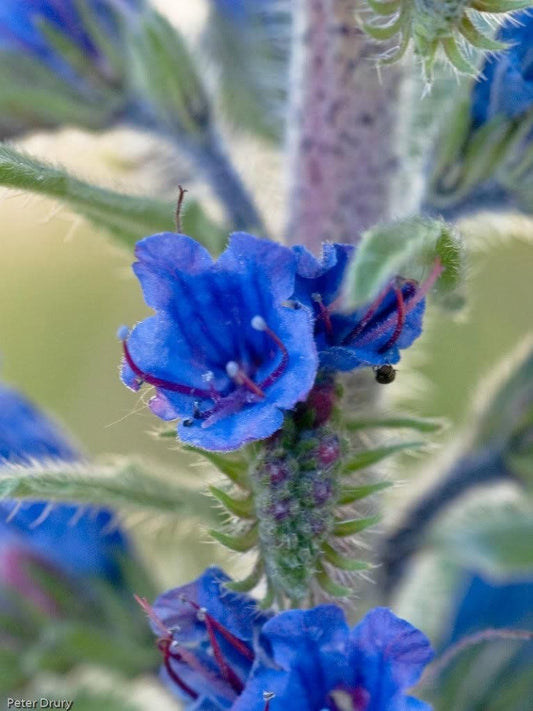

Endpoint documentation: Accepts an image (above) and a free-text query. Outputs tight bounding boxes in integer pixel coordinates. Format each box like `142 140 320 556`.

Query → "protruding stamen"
378 286 405 353
312 293 333 336
263 691 275 711
116 324 130 341
175 185 188 233
226 361 265 399
180 596 254 662
134 594 199 701
251 316 289 390
341 282 391 345
251 315 267 331
122 339 214 399
159 638 199 700
355 258 443 349
178 596 247 694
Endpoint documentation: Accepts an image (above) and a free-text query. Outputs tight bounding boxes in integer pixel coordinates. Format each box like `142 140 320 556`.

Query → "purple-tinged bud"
264 461 290 486
313 479 333 506
316 436 341 468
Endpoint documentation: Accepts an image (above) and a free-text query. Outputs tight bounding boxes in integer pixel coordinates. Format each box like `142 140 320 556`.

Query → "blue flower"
141 571 433 711
0 0 144 137
139 566 271 710
293 244 436 374
472 11 533 128
0 384 129 598
233 605 434 711
120 232 318 452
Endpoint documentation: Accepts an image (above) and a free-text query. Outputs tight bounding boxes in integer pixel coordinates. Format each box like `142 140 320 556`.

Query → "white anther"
201 370 214 383
251 315 267 331
263 692 275 701
116 324 130 341
196 607 207 622
226 361 239 378
311 292 323 303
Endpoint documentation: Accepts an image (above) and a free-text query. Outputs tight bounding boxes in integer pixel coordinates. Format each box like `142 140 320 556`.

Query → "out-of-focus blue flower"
447 573 533 645
472 11 533 128
233 605 434 711
293 244 429 373
141 566 270 710
0 384 128 602
120 232 317 452
0 0 144 137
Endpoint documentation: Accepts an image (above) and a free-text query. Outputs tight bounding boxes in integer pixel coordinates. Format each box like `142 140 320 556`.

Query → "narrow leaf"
333 515 380 537
345 416 445 433
321 542 370 571
338 481 392 505
0 458 219 525
0 144 173 248
342 442 424 473
209 524 258 552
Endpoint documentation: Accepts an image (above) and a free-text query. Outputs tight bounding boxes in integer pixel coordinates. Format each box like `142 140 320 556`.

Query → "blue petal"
233 606 351 710
348 607 434 704
292 243 355 308
134 233 214 311
219 233 297 304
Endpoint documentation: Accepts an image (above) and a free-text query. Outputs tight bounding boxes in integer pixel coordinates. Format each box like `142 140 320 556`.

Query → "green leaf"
0 144 174 248
0 458 219 527
338 481 392 505
209 524 259 552
345 415 445 433
184 446 250 489
333 515 380 537
342 442 424 473
342 216 465 311
321 542 370 571
433 498 533 578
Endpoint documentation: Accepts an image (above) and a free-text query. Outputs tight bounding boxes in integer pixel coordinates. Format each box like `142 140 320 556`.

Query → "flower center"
327 687 370 711
121 315 290 427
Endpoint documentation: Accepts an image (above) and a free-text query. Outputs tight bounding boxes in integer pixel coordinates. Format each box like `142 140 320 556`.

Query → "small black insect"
374 364 396 385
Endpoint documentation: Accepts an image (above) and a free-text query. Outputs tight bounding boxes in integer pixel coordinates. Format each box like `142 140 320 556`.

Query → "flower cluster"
121 233 433 451
140 567 434 711
0 384 129 611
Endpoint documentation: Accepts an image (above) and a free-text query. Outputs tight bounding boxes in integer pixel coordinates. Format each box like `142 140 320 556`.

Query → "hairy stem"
284 0 409 250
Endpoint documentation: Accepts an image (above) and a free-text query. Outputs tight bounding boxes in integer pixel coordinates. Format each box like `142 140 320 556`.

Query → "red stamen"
122 340 213 399
203 615 245 694
180 596 253 673
204 615 254 662
379 286 405 353
257 324 289 390
134 595 199 701
134 594 171 638
233 367 266 399
313 294 333 336
355 258 443 348
159 639 199 700
341 282 391 345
